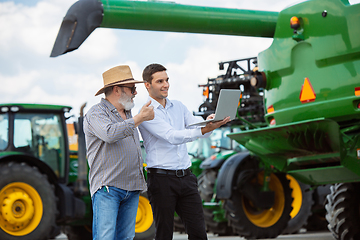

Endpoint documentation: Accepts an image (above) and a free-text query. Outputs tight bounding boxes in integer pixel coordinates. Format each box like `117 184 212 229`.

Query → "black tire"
0 162 57 240
325 183 360 240
282 175 314 234
135 192 155 240
198 170 233 236
198 171 215 201
305 212 328 232
223 158 293 239
62 225 92 240
48 226 61 239
305 185 330 232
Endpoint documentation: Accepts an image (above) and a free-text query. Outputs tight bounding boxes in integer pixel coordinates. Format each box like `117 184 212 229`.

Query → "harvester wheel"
325 183 360 240
282 175 313 234
135 192 155 240
223 159 293 239
305 211 328 232
305 185 330 232
198 170 233 236
0 162 57 240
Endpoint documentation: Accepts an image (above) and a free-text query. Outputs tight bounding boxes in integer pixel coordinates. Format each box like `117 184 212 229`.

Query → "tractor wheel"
223 159 293 239
62 225 92 240
282 175 313 234
325 183 360 240
135 192 155 240
0 162 57 240
198 170 233 236
305 185 330 232
198 171 215 201
305 212 328 232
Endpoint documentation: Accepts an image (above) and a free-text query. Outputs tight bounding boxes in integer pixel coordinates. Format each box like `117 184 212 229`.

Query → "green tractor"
51 0 360 239
0 103 155 240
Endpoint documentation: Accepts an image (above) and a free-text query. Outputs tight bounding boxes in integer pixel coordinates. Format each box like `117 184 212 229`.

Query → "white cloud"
71 28 120 62
0 70 40 94
0 0 77 56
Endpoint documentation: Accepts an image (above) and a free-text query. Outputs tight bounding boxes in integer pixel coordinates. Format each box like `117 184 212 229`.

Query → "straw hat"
95 65 144 96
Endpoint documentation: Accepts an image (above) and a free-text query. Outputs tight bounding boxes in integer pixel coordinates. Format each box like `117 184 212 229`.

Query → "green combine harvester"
50 0 360 239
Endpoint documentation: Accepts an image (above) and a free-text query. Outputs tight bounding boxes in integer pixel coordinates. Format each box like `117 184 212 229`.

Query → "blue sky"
1 0 359 119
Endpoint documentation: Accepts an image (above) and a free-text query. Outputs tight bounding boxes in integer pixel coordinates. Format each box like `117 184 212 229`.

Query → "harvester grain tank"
51 0 360 239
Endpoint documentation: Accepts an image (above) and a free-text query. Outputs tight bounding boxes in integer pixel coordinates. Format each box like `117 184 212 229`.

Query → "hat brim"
95 79 145 96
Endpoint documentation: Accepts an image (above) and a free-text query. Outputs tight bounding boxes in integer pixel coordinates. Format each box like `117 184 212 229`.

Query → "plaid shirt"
84 98 146 196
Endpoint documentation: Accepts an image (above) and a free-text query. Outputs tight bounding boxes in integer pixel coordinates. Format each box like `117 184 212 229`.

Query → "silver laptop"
187 89 241 127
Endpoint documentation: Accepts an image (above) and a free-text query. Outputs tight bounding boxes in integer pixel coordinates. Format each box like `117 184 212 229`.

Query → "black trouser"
147 169 207 240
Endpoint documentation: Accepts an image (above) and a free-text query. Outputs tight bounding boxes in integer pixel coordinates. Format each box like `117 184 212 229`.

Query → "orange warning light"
267 105 274 114
203 87 209 98
270 118 276 126
238 93 242 107
355 87 360 96
299 78 316 103
290 16 300 30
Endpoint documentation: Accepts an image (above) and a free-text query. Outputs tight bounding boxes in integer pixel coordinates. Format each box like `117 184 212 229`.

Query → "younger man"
139 63 230 240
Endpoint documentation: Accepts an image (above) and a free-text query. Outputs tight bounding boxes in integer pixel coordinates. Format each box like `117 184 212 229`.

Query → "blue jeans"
92 186 140 240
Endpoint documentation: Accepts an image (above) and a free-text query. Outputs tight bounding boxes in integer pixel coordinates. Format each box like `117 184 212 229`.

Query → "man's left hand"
201 116 231 135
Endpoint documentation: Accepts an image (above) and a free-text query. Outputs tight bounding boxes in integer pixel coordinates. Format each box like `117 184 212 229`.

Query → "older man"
84 65 154 240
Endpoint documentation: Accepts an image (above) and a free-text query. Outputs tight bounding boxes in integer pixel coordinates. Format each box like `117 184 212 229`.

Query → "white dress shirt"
139 97 212 170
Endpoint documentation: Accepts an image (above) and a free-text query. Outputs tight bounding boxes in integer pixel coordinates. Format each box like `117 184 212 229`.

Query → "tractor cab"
0 103 71 181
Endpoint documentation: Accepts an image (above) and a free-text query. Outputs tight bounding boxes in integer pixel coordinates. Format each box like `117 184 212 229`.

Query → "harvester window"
209 127 246 153
211 128 232 150
13 113 66 177
0 113 9 150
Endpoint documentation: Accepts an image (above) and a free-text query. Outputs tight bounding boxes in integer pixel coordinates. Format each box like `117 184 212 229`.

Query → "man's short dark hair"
142 63 167 84
104 86 114 97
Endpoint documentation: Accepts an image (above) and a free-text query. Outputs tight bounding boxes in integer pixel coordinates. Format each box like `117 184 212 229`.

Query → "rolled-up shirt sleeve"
85 106 135 143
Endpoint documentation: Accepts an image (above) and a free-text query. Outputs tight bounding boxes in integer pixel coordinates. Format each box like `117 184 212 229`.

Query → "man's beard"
118 93 135 110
